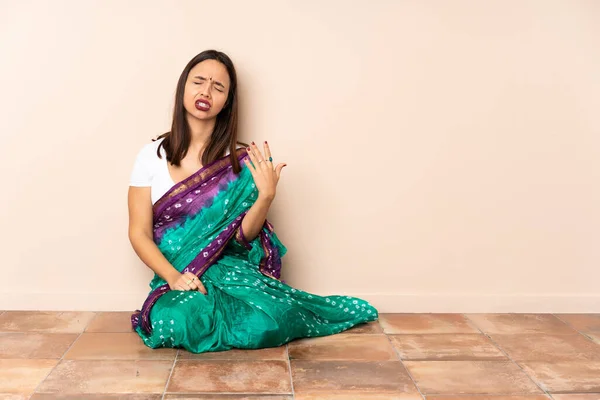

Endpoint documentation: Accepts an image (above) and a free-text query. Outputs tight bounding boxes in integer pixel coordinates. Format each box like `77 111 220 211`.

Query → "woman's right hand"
168 271 207 294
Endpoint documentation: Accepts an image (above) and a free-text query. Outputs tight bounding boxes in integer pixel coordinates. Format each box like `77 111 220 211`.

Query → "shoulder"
131 137 166 175
147 136 166 154
136 137 165 159
130 137 166 186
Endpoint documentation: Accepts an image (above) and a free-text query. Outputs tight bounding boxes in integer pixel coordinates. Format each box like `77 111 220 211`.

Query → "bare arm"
128 186 205 292
241 141 286 241
240 195 273 242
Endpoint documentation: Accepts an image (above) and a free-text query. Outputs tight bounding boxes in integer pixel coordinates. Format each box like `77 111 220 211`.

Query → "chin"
188 109 218 121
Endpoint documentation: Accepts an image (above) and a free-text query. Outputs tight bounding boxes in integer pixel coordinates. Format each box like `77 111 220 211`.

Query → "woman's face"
183 59 231 121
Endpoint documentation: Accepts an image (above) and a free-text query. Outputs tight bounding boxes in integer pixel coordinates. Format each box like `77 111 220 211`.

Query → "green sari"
131 148 378 353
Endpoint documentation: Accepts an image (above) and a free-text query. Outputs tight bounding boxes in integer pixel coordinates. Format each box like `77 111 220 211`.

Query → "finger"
184 272 197 281
250 141 264 162
185 273 206 294
246 147 266 172
197 283 207 294
185 274 199 290
184 275 197 290
275 163 287 179
246 146 259 169
243 157 256 174
264 141 272 162
250 142 267 170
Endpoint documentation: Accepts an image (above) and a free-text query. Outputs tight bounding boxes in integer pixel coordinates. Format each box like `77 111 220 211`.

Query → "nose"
199 82 211 98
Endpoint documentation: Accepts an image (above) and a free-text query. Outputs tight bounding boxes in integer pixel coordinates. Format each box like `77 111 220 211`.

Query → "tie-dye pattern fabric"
131 149 378 353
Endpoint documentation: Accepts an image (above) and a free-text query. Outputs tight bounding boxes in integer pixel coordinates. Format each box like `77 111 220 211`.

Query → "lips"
195 99 211 111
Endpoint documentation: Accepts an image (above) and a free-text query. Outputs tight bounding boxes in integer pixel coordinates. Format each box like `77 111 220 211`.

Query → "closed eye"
193 81 223 92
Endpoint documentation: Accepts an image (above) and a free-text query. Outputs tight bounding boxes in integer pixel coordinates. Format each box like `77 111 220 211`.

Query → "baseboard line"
1 292 598 313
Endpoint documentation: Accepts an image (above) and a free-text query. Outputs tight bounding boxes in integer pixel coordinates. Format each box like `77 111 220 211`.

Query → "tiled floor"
0 311 599 399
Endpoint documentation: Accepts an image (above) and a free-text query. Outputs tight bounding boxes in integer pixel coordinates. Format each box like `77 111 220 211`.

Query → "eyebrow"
194 75 226 88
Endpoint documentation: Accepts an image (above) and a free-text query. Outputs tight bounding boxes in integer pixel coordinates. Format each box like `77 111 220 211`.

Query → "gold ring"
258 160 263 163
186 280 193 285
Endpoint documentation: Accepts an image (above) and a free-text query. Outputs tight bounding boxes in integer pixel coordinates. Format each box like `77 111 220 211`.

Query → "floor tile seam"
464 314 553 398
29 328 86 396
553 314 600 345
289 333 387 338
289 357 402 362
0 311 98 335
175 358 291 363
36 390 294 396
483 333 600 363
0 332 86 335
422 390 555 396
386 332 499 336
395 356 509 362
177 358 288 363
383 330 485 335
162 349 179 400
464 313 593 337
58 356 179 361
0 330 99 334
162 351 293 397
551 390 600 395
384 332 426 399
162 391 294 395
82 311 100 333
285 344 295 399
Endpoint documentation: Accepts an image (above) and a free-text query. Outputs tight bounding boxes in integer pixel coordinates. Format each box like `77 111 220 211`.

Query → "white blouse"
129 138 242 204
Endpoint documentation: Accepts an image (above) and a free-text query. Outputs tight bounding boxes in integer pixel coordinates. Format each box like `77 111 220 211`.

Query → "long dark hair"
154 50 247 174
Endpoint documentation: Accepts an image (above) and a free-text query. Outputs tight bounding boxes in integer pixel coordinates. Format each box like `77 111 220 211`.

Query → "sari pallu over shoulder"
131 149 286 334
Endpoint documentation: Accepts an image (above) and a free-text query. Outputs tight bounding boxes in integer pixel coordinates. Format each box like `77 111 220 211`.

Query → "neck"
186 114 217 155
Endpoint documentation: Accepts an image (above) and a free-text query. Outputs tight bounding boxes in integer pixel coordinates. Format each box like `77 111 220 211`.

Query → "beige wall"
1 0 598 313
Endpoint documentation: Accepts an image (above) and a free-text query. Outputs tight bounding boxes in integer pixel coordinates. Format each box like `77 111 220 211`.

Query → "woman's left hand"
244 141 286 201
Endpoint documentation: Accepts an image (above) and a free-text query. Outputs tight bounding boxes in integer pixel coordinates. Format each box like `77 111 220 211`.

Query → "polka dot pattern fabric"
135 253 378 353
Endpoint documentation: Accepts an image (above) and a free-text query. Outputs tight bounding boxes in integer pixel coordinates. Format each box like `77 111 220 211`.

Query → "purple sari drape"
131 148 282 334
